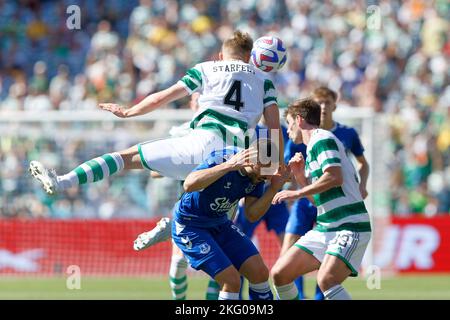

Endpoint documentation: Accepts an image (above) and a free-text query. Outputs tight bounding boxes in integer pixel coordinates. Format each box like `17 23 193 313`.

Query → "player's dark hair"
312 86 338 102
223 30 253 58
285 98 321 126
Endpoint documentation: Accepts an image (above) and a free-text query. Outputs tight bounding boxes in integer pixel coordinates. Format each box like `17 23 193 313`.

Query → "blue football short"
285 198 318 236
172 219 259 278
235 202 289 238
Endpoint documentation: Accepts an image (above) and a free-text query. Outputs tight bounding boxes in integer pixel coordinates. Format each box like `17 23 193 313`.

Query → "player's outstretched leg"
29 146 141 195
29 161 59 195
133 217 172 250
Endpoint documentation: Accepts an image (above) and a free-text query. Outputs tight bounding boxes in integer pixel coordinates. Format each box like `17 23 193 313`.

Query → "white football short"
295 229 371 276
137 129 228 180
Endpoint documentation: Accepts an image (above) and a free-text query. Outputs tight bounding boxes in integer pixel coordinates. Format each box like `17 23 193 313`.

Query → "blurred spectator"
29 61 49 94
90 20 120 56
49 65 71 108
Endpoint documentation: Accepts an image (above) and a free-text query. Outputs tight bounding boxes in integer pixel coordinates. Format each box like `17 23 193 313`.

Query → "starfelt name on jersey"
213 63 256 74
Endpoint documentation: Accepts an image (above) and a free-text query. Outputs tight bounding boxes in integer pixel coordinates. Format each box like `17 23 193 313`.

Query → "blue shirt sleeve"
284 140 307 164
284 140 294 164
281 125 289 144
349 128 364 157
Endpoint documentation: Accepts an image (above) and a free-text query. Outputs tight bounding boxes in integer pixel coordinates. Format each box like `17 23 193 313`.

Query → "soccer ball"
251 36 287 73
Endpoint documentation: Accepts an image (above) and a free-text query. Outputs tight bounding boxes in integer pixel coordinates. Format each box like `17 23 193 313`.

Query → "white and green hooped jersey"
305 129 371 233
177 60 277 147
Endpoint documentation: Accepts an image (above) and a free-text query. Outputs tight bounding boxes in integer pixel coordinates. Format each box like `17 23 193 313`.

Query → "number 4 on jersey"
224 80 244 111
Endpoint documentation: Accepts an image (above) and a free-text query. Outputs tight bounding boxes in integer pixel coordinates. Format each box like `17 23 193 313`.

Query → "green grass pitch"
1 274 449 300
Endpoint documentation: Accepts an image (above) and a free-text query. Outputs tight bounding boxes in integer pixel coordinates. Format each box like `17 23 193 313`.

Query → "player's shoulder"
190 60 213 71
313 128 337 142
334 122 358 136
308 129 341 155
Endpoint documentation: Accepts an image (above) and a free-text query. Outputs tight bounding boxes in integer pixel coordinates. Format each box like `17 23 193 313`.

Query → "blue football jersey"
331 122 364 157
175 147 265 228
284 121 364 162
284 139 307 164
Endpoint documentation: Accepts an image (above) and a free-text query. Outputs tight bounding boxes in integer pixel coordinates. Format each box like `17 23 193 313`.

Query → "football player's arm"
245 185 283 223
351 130 369 199
263 104 284 166
244 195 270 223
355 155 369 199
296 166 343 198
245 165 291 222
272 166 343 204
183 148 257 192
99 83 189 118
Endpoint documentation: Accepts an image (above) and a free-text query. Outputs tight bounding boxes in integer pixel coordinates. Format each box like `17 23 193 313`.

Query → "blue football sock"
248 281 273 300
294 276 305 299
314 283 324 300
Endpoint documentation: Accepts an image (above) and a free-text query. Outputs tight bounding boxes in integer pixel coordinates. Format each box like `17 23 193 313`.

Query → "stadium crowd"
0 0 448 218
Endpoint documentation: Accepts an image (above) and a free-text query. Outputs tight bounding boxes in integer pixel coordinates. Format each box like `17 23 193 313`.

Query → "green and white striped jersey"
177 60 277 146
305 129 371 233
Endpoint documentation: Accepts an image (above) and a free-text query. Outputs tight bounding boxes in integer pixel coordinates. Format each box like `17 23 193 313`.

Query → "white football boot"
133 217 172 251
29 161 59 195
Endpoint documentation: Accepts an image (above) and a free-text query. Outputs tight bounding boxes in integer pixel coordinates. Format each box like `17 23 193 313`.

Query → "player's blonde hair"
312 86 338 102
222 30 253 60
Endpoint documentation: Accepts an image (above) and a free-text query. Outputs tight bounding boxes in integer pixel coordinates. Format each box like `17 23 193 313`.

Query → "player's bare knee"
215 267 241 293
317 273 339 292
118 146 141 169
271 263 289 286
247 264 269 284
222 274 241 292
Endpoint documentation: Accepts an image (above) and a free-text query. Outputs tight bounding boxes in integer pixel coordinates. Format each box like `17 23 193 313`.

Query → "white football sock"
323 284 351 300
274 282 299 300
169 255 188 300
57 152 124 189
218 291 240 300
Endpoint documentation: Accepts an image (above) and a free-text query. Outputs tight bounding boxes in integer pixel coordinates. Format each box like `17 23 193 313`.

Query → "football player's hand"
226 148 258 170
270 165 291 190
288 152 305 173
99 103 128 118
359 184 368 199
272 190 300 204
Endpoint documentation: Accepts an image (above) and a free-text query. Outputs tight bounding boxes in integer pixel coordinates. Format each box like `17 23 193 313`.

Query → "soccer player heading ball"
29 30 283 195
171 140 290 300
